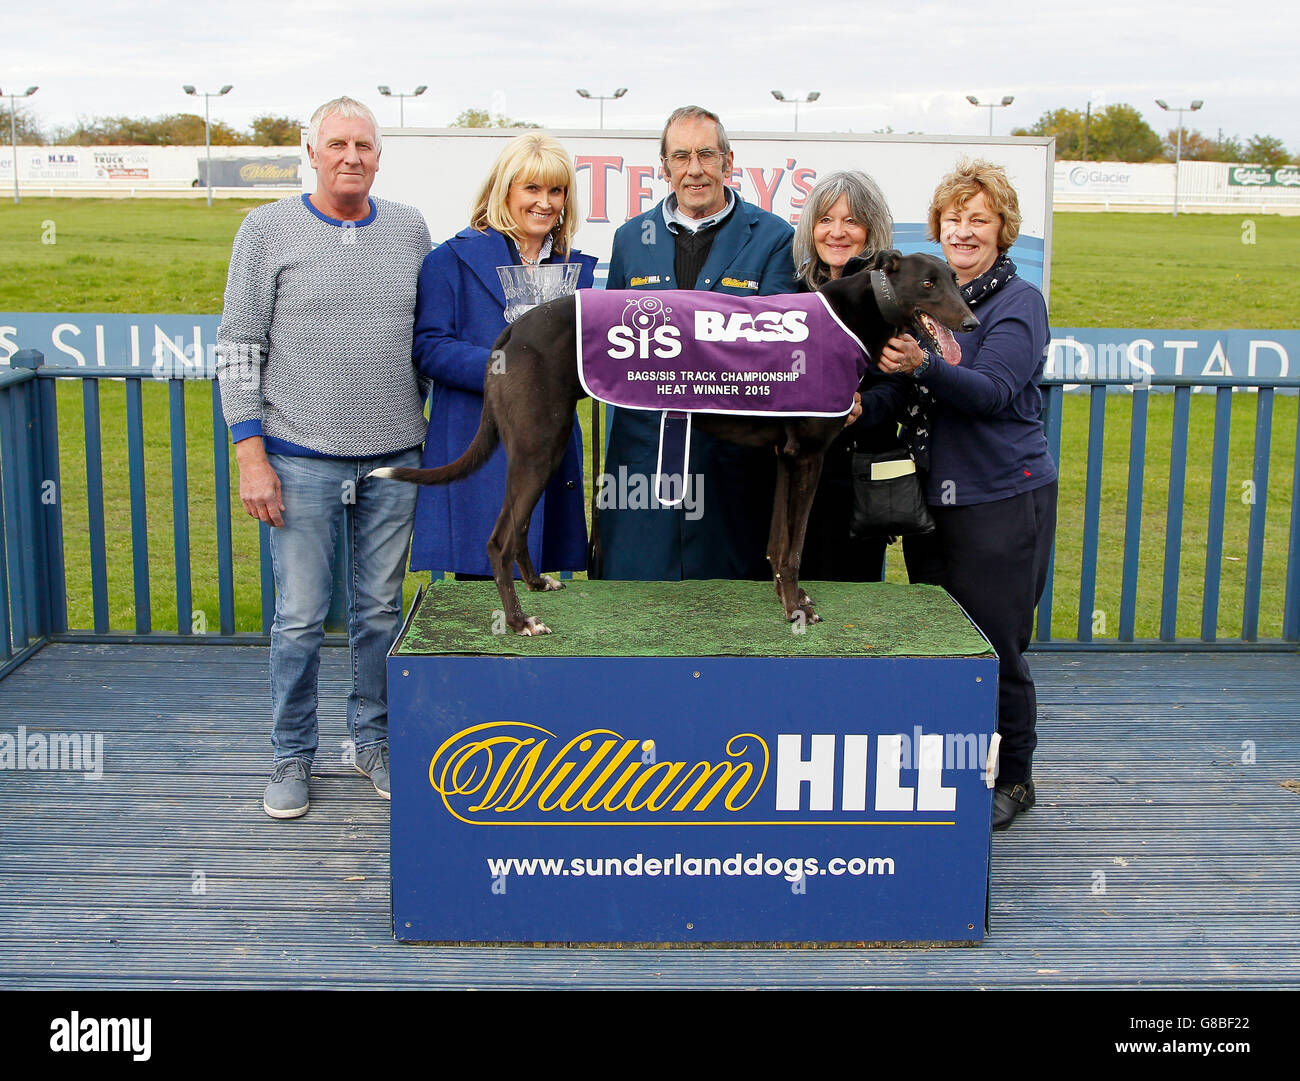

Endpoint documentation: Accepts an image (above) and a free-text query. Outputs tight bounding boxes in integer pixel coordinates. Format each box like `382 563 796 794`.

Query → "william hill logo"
428 723 975 824
239 162 298 181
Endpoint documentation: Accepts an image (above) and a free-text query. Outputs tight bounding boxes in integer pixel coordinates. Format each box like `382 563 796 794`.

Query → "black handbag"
849 451 935 540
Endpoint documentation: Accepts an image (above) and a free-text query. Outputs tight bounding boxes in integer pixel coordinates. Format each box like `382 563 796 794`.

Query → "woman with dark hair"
793 170 910 582
879 159 1057 831
409 133 597 578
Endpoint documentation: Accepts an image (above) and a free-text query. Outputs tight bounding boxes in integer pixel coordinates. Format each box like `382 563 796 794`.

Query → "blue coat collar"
696 197 757 287
445 226 592 305
445 227 512 308
644 195 760 288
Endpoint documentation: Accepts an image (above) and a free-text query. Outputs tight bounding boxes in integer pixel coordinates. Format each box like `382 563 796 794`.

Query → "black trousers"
800 470 888 582
903 481 1057 785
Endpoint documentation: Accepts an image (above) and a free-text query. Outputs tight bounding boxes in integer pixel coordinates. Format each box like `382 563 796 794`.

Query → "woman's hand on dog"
843 391 863 428
878 334 928 375
235 438 285 527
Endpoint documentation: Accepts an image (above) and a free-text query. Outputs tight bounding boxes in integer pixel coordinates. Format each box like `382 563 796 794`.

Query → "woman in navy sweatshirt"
878 159 1058 832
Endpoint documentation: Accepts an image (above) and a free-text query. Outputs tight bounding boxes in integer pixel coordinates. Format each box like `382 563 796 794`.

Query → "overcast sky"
6 0 1298 152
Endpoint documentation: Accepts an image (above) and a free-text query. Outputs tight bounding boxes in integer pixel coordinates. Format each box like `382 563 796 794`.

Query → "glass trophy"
496 262 583 323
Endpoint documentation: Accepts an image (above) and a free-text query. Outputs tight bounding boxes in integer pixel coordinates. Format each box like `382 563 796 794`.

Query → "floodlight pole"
378 85 428 127
770 90 820 133
204 94 211 204
184 84 233 206
1156 98 1203 218
4 86 38 204
8 96 15 206
575 88 628 130
966 94 1015 136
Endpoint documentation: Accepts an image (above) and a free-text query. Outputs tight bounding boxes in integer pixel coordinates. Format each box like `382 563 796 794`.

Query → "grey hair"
307 96 382 154
793 170 894 289
659 105 731 158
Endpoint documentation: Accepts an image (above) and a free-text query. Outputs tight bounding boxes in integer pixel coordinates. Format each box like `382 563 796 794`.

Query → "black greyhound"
373 249 977 635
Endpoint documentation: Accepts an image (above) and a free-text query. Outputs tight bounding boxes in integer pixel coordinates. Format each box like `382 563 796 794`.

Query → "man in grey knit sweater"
216 96 431 819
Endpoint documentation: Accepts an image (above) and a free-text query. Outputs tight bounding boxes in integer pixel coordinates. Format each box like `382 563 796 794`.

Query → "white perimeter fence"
3 142 1299 212
1055 160 1300 211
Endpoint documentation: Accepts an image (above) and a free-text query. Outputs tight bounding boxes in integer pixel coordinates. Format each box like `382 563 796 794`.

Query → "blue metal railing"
1 350 1297 679
0 349 296 679
1 351 62 678
1037 373 1300 650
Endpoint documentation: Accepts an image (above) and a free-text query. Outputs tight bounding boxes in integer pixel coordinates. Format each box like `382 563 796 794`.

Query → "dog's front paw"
789 604 822 626
529 574 565 592
517 616 552 636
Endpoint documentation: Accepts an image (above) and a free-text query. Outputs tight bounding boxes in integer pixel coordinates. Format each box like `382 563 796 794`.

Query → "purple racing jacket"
576 289 869 418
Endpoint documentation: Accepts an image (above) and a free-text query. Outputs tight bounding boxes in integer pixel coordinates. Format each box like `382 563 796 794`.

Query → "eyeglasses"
664 148 724 168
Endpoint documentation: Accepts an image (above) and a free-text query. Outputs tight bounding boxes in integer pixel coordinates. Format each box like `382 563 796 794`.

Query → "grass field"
3 198 1298 641
0 199 249 313
1049 212 1300 329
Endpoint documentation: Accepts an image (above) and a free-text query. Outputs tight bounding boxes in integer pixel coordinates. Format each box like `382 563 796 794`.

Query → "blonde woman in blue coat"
409 133 597 577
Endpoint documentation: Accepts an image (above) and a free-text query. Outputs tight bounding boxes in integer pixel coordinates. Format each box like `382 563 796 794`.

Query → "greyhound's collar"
870 269 903 328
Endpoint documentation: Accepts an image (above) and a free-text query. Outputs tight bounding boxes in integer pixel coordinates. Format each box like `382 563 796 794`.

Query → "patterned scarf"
906 254 1017 469
961 254 1017 308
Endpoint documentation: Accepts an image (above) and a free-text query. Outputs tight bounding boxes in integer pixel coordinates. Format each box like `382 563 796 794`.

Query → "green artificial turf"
396 580 994 657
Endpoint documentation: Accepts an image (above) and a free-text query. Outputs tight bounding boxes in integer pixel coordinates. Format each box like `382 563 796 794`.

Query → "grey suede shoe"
264 758 311 819
355 742 391 800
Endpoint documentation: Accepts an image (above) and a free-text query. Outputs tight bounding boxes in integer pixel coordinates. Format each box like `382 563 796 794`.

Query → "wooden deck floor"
0 643 1297 989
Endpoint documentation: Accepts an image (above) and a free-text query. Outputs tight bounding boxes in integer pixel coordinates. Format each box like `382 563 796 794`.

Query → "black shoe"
992 781 1035 831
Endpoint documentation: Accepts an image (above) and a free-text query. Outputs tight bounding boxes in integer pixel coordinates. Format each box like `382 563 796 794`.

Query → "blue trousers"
266 449 419 764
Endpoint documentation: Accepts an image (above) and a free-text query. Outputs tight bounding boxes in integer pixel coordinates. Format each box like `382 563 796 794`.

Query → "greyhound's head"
868 249 978 364
834 249 978 365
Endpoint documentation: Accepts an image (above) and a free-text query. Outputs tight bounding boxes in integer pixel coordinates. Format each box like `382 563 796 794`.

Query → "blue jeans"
267 449 419 764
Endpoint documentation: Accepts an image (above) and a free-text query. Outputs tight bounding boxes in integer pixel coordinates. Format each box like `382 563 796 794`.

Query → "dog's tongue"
919 312 962 366
932 322 961 366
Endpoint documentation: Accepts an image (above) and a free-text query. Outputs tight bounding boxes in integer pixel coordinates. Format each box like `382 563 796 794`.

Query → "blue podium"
389 580 997 944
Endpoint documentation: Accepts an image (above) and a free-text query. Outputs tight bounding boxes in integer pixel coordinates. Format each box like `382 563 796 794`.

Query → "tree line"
6 101 1292 164
1012 104 1294 165
5 109 306 146
4 106 536 146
